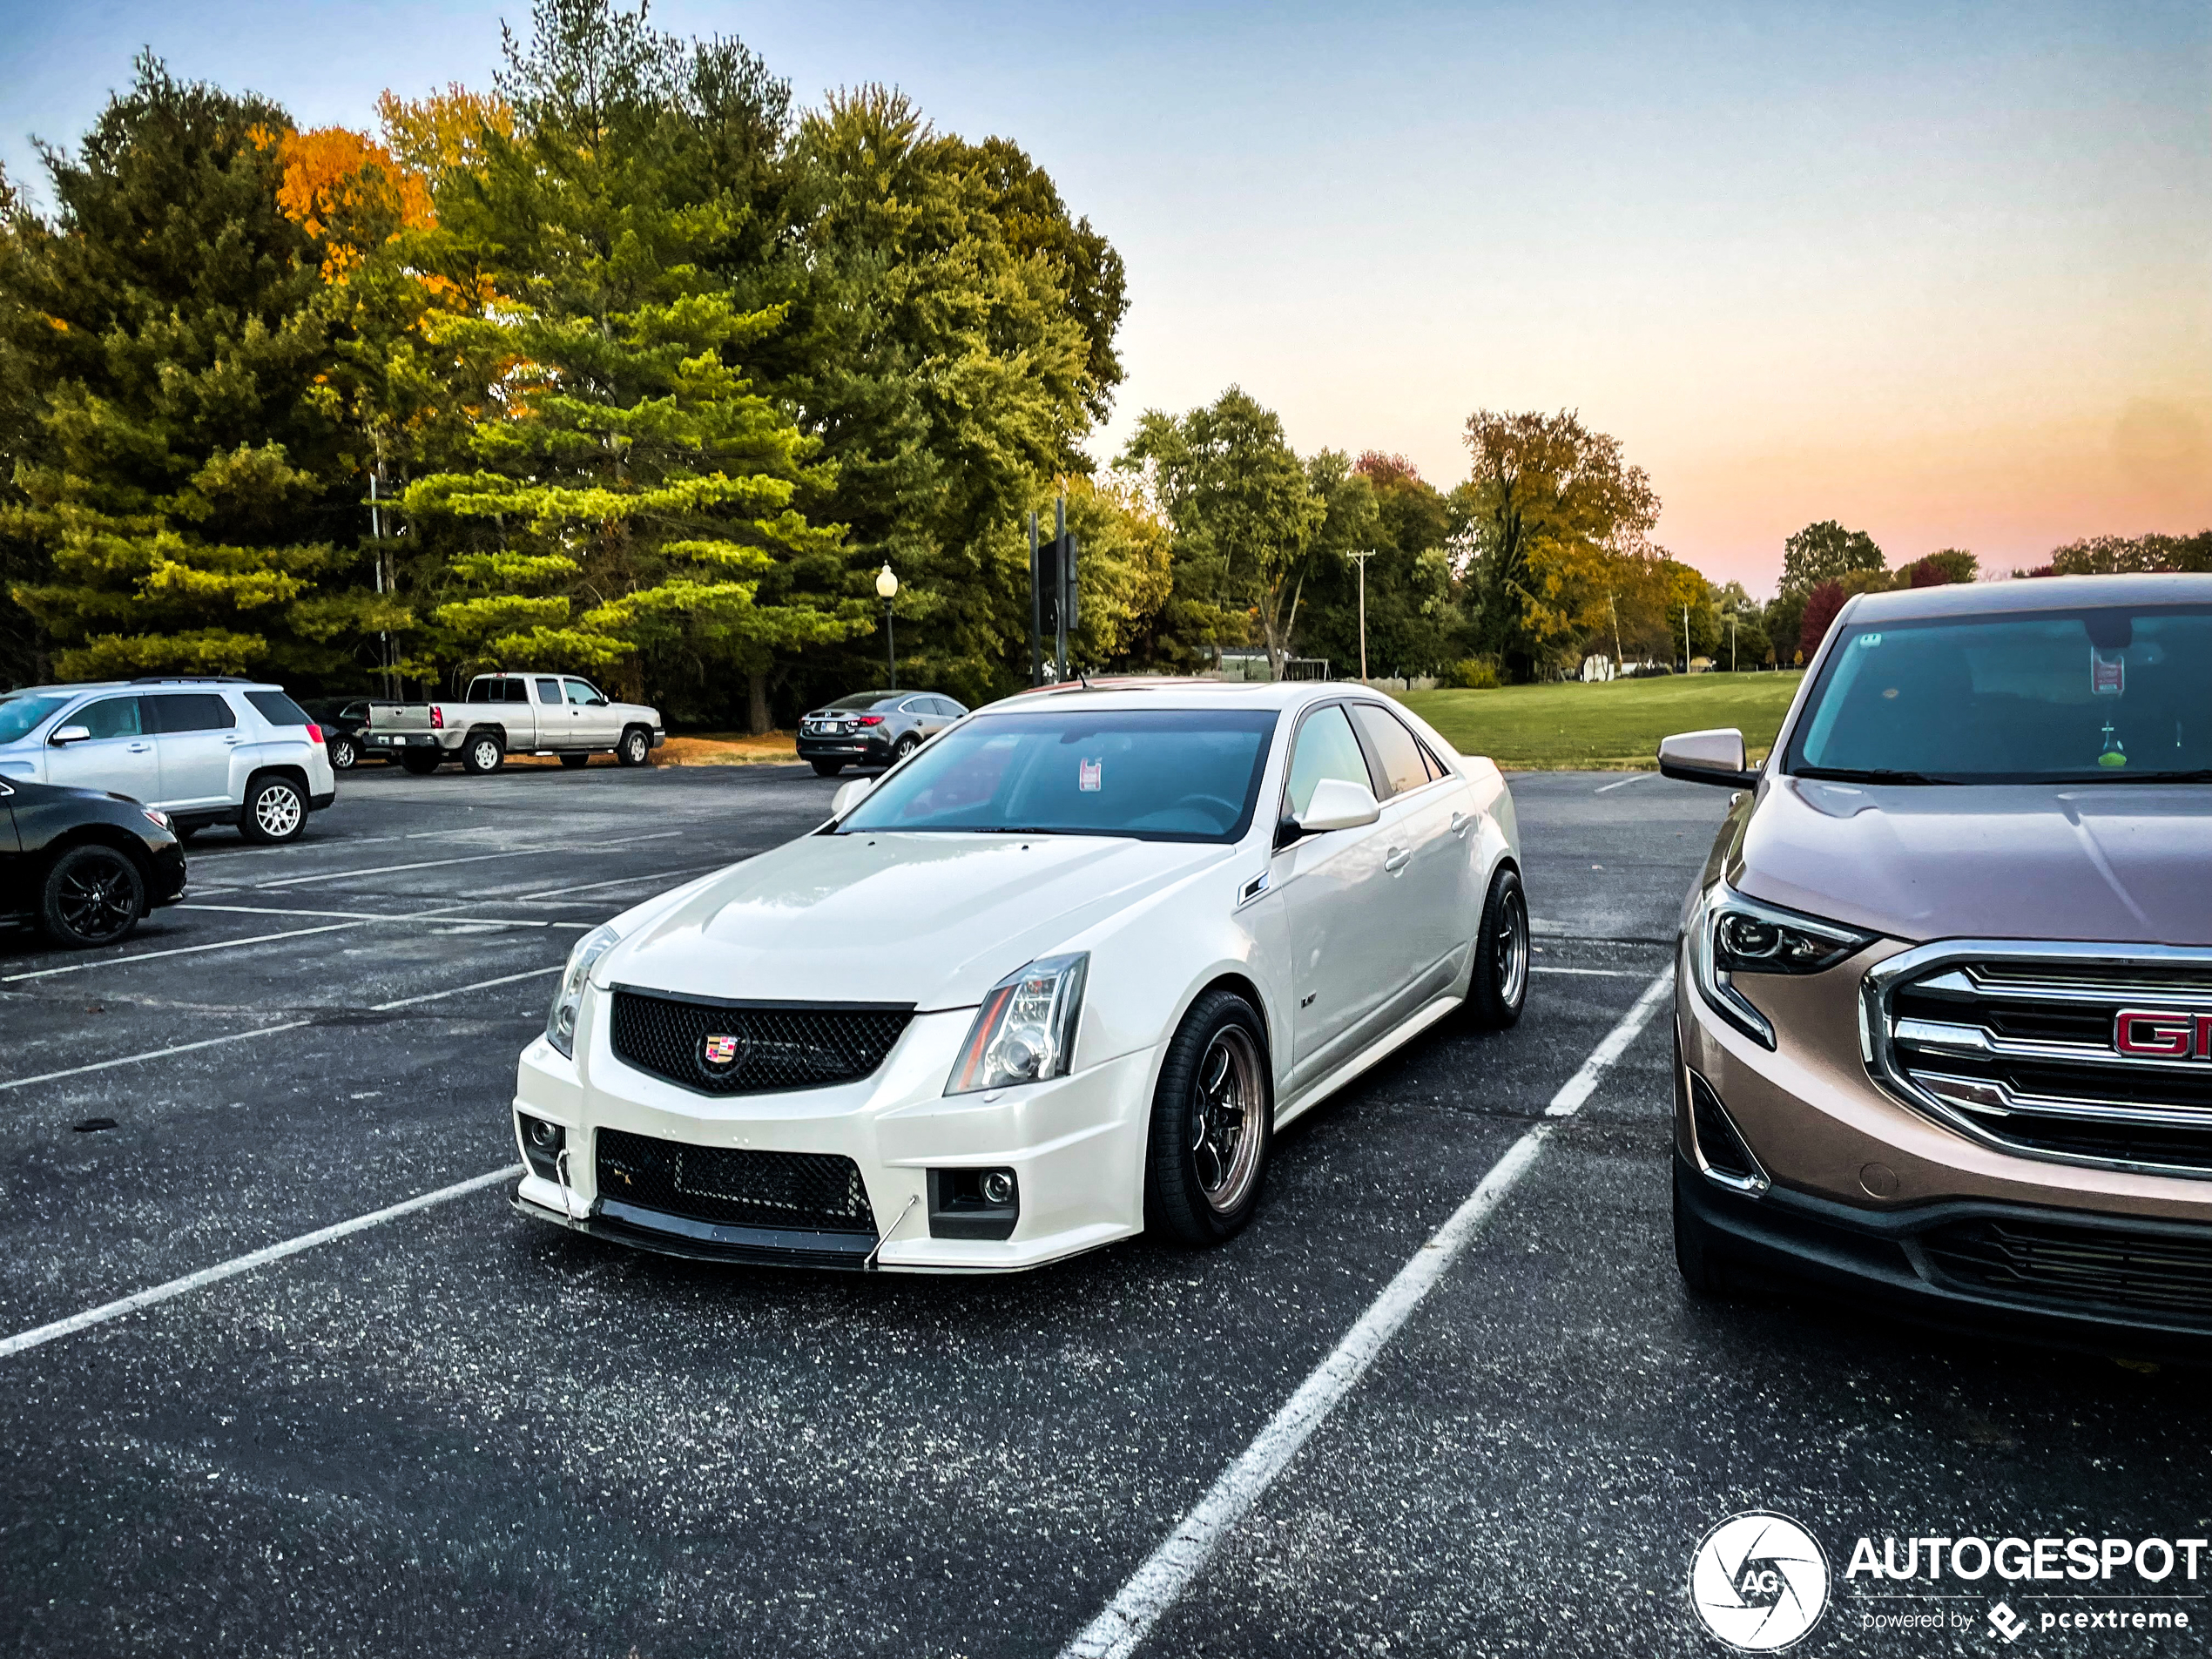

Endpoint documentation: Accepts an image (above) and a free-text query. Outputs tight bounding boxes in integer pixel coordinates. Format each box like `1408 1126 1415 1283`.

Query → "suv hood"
1733 778 2212 947
603 832 1234 1008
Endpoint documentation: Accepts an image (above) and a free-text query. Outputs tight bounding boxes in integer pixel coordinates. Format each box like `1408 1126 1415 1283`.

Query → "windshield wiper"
1794 766 1961 786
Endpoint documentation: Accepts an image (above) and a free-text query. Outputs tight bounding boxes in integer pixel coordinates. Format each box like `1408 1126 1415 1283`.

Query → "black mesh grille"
609 988 910 1096
1923 1217 2212 1325
596 1128 877 1236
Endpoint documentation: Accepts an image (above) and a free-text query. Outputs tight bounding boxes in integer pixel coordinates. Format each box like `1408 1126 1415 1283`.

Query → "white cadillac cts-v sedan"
509 679 1527 1271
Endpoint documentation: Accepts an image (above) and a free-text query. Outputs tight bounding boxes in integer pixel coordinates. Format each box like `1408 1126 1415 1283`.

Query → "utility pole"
1347 550 1378 682
1683 604 1691 673
1608 590 1623 676
1053 495 1072 678
1028 510 1042 687
1730 606 1738 673
368 468 395 700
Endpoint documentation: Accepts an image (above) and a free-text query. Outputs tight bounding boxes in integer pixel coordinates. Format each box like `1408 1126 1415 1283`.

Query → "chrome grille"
1867 943 2212 1177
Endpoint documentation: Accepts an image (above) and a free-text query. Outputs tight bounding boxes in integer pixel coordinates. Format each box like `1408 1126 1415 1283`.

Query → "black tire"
38 843 145 948
239 774 307 845
327 735 358 771
462 732 505 775
1467 864 1530 1029
810 759 844 778
399 751 442 776
1143 988 1273 1246
616 726 652 767
558 752 590 769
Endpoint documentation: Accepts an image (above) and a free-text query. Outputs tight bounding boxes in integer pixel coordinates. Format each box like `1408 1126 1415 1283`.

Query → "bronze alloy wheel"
1190 1024 1265 1214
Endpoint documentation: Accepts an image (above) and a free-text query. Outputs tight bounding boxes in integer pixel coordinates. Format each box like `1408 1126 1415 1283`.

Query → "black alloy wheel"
39 844 145 948
239 775 307 845
890 732 921 765
1143 988 1273 1245
1467 864 1530 1028
328 735 358 770
617 727 652 767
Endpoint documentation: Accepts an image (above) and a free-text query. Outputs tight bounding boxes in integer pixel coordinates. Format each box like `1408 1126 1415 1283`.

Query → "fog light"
927 1167 1020 1240
1687 1072 1767 1196
517 1113 565 1181
981 1170 1015 1205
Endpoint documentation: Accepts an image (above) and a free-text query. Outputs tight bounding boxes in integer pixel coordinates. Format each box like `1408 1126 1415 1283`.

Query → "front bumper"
510 1008 1156 1272
1676 942 2212 1344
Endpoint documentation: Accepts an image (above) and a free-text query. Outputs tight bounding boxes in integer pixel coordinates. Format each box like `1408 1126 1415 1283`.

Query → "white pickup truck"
367 673 665 775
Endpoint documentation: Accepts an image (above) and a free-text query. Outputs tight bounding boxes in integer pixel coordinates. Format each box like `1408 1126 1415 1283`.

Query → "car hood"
1733 778 2212 946
603 832 1236 1008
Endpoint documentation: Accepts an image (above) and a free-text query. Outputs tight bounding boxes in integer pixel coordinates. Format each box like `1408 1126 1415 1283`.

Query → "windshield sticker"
2098 720 2128 768
2092 648 2125 696
1079 757 1103 792
1856 632 1882 649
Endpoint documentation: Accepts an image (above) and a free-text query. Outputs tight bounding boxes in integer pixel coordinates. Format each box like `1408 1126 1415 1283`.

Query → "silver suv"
0 678 337 843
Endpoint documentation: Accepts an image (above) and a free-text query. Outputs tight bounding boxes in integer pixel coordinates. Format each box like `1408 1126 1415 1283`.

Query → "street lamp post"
876 563 899 689
1347 550 1377 682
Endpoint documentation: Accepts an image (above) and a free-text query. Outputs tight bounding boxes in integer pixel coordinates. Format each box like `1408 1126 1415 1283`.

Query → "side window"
466 678 497 703
900 697 930 714
149 693 236 733
939 698 967 718
245 690 312 727
1347 703 1430 799
1418 738 1451 782
1284 705 1376 818
504 678 529 704
564 679 601 706
75 696 144 739
536 678 563 705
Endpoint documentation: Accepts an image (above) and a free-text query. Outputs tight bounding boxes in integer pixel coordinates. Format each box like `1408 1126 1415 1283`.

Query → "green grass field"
1398 672 1804 770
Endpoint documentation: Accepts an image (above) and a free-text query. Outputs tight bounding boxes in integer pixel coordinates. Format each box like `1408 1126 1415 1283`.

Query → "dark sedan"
300 698 383 771
796 691 967 776
2 775 188 948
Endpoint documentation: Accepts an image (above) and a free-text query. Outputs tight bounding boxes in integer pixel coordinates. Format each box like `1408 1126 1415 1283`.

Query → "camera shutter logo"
1689 1512 1830 1651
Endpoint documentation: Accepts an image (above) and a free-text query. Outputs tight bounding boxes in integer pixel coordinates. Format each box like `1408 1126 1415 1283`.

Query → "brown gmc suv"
1659 573 2212 1349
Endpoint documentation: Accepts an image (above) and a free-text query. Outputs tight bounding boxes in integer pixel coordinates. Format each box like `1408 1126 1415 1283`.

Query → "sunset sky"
3 0 2204 594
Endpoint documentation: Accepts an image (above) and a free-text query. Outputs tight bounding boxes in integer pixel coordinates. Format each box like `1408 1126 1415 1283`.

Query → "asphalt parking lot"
2 762 2205 1657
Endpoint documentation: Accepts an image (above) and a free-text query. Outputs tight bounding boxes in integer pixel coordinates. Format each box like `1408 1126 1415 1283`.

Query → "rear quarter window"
149 693 237 733
246 691 313 727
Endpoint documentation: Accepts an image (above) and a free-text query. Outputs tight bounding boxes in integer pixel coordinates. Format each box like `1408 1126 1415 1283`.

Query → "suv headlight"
546 923 621 1058
947 953 1089 1095
1689 883 1871 1049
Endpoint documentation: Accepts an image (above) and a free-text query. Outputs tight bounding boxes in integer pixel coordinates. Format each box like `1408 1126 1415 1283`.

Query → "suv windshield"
0 691 73 745
838 708 1279 842
1787 606 2212 782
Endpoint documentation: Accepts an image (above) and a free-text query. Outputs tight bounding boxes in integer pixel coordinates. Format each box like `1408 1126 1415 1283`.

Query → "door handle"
128 742 152 752
1385 846 1412 873
223 735 241 745
1450 811 1472 837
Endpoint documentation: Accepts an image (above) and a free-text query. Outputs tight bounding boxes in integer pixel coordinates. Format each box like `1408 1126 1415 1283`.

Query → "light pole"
1347 550 1377 682
876 563 899 689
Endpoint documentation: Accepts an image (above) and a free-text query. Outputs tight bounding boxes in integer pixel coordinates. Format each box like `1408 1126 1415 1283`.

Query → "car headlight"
947 953 1089 1095
546 923 621 1058
1689 883 1871 1049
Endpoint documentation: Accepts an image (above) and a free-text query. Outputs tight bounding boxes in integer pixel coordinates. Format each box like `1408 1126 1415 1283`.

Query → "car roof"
1847 571 2212 622
984 678 1402 713
4 678 287 697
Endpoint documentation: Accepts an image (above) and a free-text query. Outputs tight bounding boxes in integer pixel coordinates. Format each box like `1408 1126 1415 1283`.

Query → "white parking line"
1531 965 1649 977
224 830 685 891
182 903 584 927
1595 772 1652 792
0 1166 519 1361
370 965 562 1009
2 923 364 982
498 862 728 902
1060 970 1675 1659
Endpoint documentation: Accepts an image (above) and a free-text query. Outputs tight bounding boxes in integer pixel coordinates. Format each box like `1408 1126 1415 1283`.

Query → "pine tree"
401 0 858 716
0 57 385 682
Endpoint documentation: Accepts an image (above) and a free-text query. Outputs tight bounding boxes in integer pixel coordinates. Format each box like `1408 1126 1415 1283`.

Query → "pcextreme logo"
1689 1511 1831 1652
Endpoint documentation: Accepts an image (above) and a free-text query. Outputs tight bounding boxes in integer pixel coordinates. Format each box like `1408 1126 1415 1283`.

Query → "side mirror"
589 697 609 708
1657 727 1760 788
49 725 91 746
1291 776 1384 839
829 777 875 818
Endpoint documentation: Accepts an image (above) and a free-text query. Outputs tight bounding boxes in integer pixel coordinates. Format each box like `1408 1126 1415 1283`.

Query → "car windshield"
837 707 1279 842
1786 606 2212 782
822 691 894 711
0 691 73 745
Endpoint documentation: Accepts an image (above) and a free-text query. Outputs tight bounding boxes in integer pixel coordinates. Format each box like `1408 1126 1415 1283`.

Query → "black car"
795 691 968 776
300 698 382 771
1 775 188 948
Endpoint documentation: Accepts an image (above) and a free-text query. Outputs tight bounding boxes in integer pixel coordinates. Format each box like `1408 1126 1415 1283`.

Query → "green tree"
1780 519 1884 592
400 0 859 718
1902 547 1978 586
2047 531 2211 575
1117 387 1325 677
0 57 382 682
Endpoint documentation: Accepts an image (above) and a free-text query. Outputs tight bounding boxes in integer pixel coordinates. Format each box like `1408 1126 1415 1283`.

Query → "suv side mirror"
1657 727 1760 788
1279 776 1383 846
49 725 91 746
